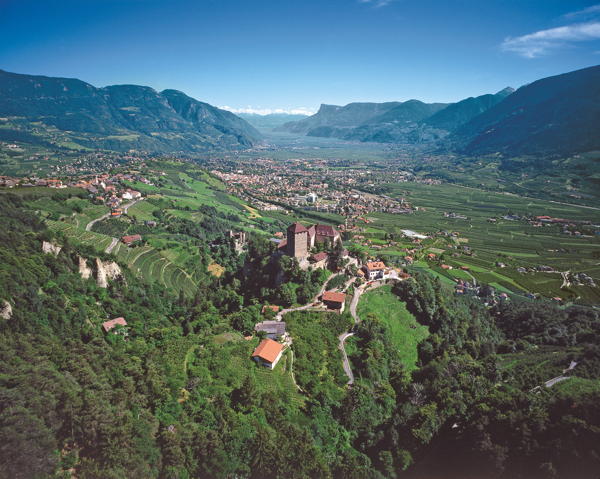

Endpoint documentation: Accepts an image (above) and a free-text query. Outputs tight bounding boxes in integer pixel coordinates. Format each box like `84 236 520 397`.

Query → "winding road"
338 278 399 385
85 198 143 232
85 198 144 254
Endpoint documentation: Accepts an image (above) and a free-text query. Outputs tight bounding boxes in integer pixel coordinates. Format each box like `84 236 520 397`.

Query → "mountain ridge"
0 69 261 153
449 65 600 156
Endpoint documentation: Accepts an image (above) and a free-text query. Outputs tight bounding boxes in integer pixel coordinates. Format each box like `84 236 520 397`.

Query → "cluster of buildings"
209 160 414 218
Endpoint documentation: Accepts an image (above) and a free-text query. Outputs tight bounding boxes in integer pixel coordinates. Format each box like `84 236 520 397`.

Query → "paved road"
275 272 341 320
105 237 119 254
85 198 143 231
338 278 402 385
531 361 578 391
338 332 355 385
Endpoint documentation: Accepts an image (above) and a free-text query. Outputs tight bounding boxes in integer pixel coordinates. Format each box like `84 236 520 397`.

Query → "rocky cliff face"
0 300 12 320
78 256 93 280
95 258 123 288
42 241 62 256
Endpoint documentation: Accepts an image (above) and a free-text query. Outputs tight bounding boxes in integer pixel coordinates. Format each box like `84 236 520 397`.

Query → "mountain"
365 100 448 124
335 100 449 143
238 112 309 130
451 65 600 156
424 88 514 131
282 95 514 144
280 102 402 134
0 69 261 153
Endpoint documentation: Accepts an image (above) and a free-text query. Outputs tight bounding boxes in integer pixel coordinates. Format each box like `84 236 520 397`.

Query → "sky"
1 0 599 114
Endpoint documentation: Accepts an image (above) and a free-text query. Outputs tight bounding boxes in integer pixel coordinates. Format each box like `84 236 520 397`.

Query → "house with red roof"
102 317 127 334
363 261 385 280
322 291 346 313
121 234 142 246
252 338 284 369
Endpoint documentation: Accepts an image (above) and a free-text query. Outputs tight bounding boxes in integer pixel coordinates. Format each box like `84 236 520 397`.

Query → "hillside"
424 87 514 131
282 94 513 145
0 69 261 153
450 65 600 156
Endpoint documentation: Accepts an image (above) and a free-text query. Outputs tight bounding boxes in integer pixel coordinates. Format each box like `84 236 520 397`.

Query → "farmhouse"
121 234 142 246
252 338 284 369
363 261 385 280
102 317 127 333
322 291 346 313
254 321 286 340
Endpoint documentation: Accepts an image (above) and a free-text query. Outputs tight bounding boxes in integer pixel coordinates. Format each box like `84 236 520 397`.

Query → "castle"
284 222 341 259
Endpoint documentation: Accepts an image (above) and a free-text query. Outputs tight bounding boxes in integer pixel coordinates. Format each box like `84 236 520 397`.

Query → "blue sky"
1 0 599 114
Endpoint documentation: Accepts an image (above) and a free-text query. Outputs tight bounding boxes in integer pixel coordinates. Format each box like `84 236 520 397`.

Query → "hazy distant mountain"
451 65 600 156
288 91 521 144
280 102 402 134
0 69 261 153
366 100 448 125
238 112 309 130
334 100 449 143
424 88 514 131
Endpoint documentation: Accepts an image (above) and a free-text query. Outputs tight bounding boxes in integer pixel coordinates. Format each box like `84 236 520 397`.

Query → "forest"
1 191 600 479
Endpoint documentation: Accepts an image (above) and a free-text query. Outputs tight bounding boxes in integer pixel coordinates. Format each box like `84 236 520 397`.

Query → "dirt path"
288 349 304 393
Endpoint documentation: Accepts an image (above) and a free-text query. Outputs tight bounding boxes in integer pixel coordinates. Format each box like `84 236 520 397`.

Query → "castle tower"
287 222 308 259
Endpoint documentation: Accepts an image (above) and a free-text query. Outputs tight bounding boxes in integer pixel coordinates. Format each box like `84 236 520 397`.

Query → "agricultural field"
357 181 600 303
357 285 429 371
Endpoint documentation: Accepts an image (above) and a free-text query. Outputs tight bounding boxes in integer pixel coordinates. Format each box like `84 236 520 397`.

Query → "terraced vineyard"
112 242 198 296
47 220 114 253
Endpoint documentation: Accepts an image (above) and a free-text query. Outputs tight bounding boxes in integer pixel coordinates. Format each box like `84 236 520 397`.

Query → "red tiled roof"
122 234 142 244
315 224 338 237
262 305 280 313
277 239 287 249
322 291 346 303
102 317 127 332
252 339 283 363
366 261 385 270
311 252 328 262
288 222 307 234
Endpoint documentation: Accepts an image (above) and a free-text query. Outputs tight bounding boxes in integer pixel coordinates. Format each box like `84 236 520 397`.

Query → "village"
209 158 417 218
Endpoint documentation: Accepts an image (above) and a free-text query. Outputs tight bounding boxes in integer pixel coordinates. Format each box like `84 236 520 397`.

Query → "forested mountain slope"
1 191 600 479
0 69 261 153
450 65 600 155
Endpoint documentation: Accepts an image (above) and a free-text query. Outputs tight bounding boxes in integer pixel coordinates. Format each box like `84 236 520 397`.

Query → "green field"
357 285 429 371
359 181 600 303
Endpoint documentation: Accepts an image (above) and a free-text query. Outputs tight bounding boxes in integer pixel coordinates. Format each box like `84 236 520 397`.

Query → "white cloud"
501 21 600 58
565 4 600 19
219 106 315 116
358 0 394 8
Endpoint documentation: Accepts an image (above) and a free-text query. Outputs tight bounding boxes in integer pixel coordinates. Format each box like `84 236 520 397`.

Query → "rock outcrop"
0 300 12 320
42 241 62 256
78 256 93 280
95 258 122 288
